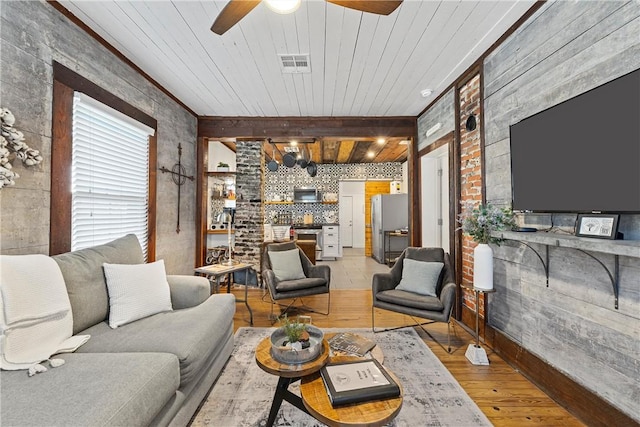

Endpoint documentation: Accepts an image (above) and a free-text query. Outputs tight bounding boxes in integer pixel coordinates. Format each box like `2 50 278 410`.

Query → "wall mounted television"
509 68 640 213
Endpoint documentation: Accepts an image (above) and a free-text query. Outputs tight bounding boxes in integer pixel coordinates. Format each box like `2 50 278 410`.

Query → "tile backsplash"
264 162 402 224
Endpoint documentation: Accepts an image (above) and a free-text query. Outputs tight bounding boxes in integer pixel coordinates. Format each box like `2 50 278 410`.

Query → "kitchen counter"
291 223 339 229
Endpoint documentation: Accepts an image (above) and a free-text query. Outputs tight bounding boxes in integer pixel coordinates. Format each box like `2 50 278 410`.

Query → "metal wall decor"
160 143 194 233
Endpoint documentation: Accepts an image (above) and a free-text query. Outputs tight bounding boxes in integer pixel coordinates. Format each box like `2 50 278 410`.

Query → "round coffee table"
255 336 331 427
300 354 403 427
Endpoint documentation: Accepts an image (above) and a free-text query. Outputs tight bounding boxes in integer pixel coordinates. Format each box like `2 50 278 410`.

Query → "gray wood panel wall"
417 88 455 151
483 1 640 420
0 1 198 274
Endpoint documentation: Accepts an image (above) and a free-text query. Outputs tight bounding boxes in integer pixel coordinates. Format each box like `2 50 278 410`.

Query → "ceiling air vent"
278 54 311 73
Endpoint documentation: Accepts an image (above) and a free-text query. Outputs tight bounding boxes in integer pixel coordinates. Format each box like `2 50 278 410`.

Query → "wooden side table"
194 262 254 325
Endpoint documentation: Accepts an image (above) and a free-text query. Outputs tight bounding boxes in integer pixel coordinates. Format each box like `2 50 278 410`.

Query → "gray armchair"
262 241 330 322
372 247 456 352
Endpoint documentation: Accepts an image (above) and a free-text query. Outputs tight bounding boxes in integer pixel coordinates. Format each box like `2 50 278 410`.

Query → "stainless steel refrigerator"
371 193 409 264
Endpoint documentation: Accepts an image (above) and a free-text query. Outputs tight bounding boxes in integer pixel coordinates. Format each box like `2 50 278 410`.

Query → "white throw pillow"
396 259 444 297
0 255 90 370
103 260 173 329
268 248 306 281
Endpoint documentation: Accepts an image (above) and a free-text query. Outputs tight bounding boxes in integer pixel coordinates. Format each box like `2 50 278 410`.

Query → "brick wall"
458 74 485 317
234 141 264 268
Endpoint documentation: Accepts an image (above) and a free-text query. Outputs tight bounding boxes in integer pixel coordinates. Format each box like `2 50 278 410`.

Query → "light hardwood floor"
227 286 585 427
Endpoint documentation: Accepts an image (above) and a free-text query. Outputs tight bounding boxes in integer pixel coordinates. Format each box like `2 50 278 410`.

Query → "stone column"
234 141 264 271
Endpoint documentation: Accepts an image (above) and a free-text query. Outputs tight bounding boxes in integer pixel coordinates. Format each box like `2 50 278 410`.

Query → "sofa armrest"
372 272 396 295
166 275 210 309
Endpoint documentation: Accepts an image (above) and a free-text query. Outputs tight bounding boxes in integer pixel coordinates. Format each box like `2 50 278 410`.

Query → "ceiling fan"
211 0 402 35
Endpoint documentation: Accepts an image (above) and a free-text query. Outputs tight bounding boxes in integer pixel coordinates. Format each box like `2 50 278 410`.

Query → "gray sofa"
1 234 235 427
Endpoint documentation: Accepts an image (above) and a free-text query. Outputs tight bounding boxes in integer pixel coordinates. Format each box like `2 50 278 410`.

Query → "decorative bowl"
270 325 324 364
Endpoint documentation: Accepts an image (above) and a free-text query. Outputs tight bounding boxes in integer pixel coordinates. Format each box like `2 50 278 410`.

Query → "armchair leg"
269 294 330 324
371 308 454 354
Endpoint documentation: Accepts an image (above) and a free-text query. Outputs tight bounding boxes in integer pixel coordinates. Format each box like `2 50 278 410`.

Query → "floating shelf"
207 171 236 176
264 201 337 205
207 229 235 234
493 230 640 309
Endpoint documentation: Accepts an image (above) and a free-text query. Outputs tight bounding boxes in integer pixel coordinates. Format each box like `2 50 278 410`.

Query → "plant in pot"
280 315 310 350
270 315 324 364
458 202 516 290
217 162 229 172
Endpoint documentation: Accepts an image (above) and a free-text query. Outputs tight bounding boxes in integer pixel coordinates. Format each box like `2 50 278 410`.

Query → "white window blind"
72 93 154 258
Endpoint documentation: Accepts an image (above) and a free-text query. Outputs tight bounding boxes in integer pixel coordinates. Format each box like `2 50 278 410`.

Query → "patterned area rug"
191 327 492 427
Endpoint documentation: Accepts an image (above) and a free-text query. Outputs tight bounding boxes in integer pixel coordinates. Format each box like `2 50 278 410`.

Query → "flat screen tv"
509 68 640 213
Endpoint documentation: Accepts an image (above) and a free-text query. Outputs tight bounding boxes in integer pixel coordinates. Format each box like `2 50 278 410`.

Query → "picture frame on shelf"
575 214 620 239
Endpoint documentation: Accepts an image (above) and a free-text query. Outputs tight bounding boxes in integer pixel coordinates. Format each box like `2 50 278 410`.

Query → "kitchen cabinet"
321 225 341 259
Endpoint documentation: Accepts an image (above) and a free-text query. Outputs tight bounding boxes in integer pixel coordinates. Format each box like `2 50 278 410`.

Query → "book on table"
328 332 376 357
320 359 400 406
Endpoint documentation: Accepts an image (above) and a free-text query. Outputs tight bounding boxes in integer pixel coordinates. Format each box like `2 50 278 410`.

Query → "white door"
339 181 365 248
421 144 449 251
340 195 354 247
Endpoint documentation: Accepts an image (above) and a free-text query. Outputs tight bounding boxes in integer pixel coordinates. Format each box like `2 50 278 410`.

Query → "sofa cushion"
376 289 444 312
0 352 179 427
76 294 236 388
53 234 144 334
103 260 173 328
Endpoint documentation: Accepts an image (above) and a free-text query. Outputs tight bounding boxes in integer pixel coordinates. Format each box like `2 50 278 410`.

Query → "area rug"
191 327 492 427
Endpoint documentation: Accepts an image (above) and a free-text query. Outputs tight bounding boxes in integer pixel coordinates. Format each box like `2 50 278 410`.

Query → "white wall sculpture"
0 108 43 189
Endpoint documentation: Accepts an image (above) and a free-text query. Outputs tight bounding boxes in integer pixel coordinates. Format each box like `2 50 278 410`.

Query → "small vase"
473 243 493 290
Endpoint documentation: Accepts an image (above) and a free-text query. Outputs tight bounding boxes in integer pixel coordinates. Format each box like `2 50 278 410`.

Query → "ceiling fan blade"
326 0 402 15
211 0 261 35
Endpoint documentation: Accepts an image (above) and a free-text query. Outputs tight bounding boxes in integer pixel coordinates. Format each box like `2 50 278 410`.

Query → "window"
71 93 154 258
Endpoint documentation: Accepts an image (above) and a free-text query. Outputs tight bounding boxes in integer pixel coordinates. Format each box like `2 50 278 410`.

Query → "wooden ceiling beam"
198 116 416 139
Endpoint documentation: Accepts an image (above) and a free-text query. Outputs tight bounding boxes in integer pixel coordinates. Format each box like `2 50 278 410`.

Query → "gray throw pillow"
268 248 306 281
396 258 444 297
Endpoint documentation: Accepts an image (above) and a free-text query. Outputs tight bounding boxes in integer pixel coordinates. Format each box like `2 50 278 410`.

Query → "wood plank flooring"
226 287 585 427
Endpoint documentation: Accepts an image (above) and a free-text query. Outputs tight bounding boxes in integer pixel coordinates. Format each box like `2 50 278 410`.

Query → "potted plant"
217 162 229 172
270 315 324 364
280 315 310 350
458 202 516 290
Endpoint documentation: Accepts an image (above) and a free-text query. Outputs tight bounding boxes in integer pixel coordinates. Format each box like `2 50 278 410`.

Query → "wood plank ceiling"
219 137 409 164
57 0 535 117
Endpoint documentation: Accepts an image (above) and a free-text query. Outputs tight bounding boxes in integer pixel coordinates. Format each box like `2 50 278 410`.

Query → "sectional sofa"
1 234 235 426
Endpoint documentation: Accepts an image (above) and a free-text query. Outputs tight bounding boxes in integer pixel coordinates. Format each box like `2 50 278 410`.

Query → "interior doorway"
339 181 365 248
420 136 452 252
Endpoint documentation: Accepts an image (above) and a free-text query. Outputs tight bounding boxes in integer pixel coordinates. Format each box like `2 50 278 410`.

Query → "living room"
1 1 638 426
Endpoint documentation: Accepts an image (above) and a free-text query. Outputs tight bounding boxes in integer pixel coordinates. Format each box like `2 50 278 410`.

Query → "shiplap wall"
0 1 197 274
483 1 640 420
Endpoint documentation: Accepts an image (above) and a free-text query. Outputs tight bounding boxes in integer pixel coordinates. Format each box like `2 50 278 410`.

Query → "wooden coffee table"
300 353 403 427
255 332 402 427
255 336 331 427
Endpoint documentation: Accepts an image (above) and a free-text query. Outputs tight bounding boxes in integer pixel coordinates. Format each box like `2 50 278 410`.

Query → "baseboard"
485 325 639 427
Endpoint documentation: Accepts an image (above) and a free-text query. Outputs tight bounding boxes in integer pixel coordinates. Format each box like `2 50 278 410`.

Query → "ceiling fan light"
264 0 301 14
